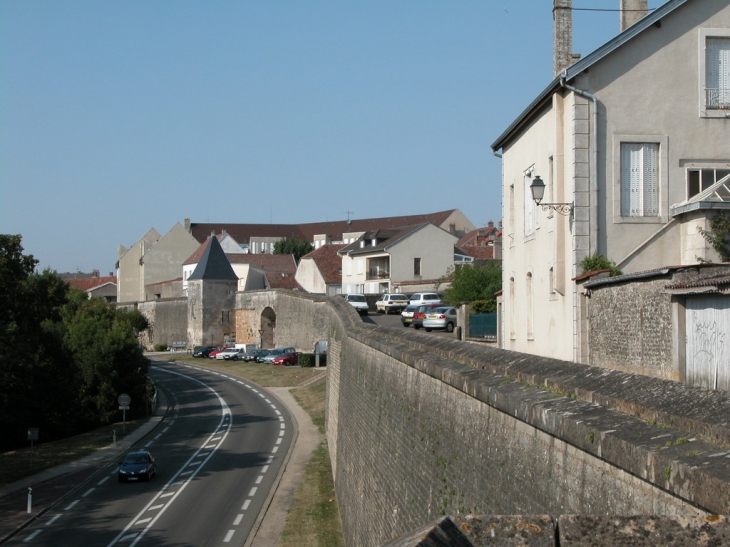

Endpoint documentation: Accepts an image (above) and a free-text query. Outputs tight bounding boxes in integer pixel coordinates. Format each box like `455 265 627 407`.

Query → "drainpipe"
560 74 598 256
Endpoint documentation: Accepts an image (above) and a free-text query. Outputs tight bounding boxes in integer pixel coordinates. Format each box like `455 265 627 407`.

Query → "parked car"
192 346 217 358
409 293 442 306
208 347 230 359
118 450 156 482
423 306 458 333
375 294 410 314
344 293 369 315
244 349 271 362
401 305 419 327
260 346 297 364
216 347 243 360
271 352 299 366
412 303 442 329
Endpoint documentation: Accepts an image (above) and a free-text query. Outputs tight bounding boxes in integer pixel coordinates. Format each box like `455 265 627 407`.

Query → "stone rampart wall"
238 290 730 547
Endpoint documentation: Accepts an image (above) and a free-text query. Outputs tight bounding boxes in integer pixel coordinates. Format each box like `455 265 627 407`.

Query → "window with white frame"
621 143 659 217
688 167 730 198
700 29 730 117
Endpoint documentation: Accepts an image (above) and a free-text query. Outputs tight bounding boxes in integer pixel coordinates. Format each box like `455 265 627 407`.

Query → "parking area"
362 309 457 338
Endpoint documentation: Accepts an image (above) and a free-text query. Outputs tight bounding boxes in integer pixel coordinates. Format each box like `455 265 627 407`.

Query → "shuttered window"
706 37 730 109
621 143 659 217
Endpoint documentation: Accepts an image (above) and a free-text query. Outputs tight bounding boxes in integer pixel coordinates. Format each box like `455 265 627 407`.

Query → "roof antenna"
344 211 354 225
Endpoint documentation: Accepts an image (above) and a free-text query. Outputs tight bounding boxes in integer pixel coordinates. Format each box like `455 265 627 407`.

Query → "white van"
234 343 259 353
409 293 443 306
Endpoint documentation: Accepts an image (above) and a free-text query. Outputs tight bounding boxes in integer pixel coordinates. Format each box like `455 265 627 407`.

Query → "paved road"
0 359 324 547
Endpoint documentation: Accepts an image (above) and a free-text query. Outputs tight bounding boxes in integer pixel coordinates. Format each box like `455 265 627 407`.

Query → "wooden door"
686 296 730 390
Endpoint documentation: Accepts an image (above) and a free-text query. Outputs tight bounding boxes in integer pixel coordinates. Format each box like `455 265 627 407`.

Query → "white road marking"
255 476 263 485
248 487 258 496
65 500 79 510
97 476 110 485
223 530 235 542
23 529 42 541
82 488 95 497
47 514 62 525
233 514 243 525
242 500 251 510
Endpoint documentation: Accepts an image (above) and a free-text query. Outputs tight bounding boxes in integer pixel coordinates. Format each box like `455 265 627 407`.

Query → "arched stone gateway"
260 306 276 349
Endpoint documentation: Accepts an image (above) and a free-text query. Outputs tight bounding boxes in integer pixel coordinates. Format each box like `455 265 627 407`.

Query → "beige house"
116 223 200 303
491 0 730 362
295 244 345 295
338 223 459 294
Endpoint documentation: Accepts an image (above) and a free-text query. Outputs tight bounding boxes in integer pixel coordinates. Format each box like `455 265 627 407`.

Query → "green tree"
274 238 314 262
0 235 151 450
436 262 502 312
579 253 622 276
698 213 730 262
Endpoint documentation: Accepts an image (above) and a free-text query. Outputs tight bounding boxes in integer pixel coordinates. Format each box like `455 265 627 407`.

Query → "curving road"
6 360 294 547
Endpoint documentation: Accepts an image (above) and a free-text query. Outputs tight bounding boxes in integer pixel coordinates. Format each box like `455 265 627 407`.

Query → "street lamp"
529 176 574 216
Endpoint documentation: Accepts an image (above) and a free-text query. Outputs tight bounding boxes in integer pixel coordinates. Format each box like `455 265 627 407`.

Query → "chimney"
553 0 573 77
620 0 648 32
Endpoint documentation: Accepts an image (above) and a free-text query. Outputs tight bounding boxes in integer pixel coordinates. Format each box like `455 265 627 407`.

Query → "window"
688 167 730 198
621 143 659 217
706 37 730 109
414 258 421 276
524 172 537 238
700 30 730 117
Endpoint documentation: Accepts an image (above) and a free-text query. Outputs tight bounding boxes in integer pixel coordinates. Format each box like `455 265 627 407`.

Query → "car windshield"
431 307 450 313
124 453 148 464
348 295 366 302
392 295 408 301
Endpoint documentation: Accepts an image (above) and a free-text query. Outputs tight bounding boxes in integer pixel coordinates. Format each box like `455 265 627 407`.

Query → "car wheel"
446 322 454 333
414 325 421 330
232 356 238 361
425 328 432 332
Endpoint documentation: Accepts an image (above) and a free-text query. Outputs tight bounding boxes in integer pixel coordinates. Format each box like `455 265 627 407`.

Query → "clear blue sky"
0 0 669 274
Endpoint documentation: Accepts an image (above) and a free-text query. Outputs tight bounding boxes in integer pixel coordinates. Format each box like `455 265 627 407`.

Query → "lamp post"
529 176 574 216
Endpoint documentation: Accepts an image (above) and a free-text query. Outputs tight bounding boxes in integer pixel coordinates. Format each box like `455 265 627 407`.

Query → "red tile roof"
66 276 117 291
301 244 345 284
188 210 465 244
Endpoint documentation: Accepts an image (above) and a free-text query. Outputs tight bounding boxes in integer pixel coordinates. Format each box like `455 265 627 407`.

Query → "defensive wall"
238 290 730 546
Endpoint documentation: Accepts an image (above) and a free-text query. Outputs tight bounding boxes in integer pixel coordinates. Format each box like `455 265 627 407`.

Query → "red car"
271 352 299 366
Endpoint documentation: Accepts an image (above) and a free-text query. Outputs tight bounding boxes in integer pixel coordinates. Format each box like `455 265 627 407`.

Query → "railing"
366 269 390 280
706 88 730 109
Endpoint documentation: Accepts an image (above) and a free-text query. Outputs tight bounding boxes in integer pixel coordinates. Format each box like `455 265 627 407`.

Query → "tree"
0 235 151 450
436 262 502 312
698 213 730 262
273 238 314 262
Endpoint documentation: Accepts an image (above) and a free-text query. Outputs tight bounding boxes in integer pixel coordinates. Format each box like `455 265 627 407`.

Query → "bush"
153 343 168 352
579 253 622 276
298 353 326 367
470 300 493 314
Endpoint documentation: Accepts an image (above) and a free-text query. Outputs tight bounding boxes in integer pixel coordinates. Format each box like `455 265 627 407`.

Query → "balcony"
366 258 390 281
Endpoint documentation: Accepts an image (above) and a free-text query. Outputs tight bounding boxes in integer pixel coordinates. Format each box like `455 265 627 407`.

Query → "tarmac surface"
0 363 326 546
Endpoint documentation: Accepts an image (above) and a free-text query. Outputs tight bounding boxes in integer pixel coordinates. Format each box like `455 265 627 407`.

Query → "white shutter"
621 143 659 217
643 143 659 216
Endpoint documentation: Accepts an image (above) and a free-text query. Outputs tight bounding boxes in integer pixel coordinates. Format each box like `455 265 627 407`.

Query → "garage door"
686 296 730 390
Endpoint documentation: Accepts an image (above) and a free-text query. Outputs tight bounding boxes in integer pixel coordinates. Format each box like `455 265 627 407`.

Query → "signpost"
258 329 265 348
118 393 131 433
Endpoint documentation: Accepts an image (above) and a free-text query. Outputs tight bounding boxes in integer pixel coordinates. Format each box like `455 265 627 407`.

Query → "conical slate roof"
187 235 238 281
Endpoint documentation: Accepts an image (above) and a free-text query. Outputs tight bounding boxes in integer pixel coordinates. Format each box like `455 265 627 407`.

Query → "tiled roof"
265 271 303 291
301 244 345 284
188 210 464 244
665 274 730 292
227 253 297 274
338 224 428 256
460 246 495 260
66 276 117 291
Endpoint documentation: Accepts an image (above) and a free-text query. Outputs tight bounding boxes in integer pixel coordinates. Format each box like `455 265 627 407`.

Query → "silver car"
422 306 458 333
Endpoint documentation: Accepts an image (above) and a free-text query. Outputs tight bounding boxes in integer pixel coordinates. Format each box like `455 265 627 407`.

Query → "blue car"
118 450 156 482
